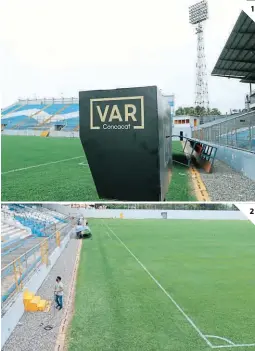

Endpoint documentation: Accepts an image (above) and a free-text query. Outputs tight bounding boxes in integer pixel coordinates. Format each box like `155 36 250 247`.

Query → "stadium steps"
23 289 49 312
37 104 71 127
12 104 52 129
1 223 29 242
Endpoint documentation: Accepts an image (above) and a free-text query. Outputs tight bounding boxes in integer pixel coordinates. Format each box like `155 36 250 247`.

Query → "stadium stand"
192 111 255 152
2 204 66 239
1 98 79 132
1 207 31 244
1 204 70 306
1 103 22 116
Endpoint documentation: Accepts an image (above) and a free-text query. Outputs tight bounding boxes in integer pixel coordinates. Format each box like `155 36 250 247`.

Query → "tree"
209 108 221 115
175 106 222 116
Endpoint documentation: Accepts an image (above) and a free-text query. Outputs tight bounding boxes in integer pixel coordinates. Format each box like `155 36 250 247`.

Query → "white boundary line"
2 156 86 174
103 221 213 348
106 230 112 240
101 220 112 240
103 221 255 350
212 344 255 349
205 335 235 346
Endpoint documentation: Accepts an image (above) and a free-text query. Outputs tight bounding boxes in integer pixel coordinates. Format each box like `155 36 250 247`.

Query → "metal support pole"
13 261 19 291
56 231 61 247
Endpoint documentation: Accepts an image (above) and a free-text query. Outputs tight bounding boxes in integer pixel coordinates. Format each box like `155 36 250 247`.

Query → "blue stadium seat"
14 104 45 112
43 104 66 115
1 104 20 116
2 102 80 130
2 116 38 129
57 104 79 114
14 216 50 237
53 117 79 130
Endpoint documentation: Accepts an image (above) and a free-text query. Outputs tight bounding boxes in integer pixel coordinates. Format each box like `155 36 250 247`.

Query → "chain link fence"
1 219 74 310
192 111 255 153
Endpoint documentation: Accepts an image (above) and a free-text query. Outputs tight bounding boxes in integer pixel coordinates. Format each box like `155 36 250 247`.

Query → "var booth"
79 86 172 201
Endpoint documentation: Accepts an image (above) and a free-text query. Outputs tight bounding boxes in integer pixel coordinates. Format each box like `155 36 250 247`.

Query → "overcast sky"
1 0 250 113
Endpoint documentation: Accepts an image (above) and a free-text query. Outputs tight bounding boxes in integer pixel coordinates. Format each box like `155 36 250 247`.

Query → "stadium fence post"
13 261 19 292
45 239 49 266
56 231 60 247
40 242 44 264
18 258 23 291
249 117 252 151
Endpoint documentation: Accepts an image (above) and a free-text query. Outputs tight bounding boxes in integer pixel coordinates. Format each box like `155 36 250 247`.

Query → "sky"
0 0 250 113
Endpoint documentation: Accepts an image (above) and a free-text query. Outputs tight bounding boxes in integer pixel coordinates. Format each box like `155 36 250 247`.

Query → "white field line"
212 344 255 349
2 156 87 174
78 162 88 166
106 230 112 240
103 221 213 349
101 220 112 239
205 335 235 346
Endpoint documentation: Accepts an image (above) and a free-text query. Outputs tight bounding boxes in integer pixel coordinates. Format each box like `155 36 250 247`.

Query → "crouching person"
84 224 92 239
75 224 83 239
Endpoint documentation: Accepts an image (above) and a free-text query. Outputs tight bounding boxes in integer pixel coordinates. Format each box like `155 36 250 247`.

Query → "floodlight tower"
189 0 209 110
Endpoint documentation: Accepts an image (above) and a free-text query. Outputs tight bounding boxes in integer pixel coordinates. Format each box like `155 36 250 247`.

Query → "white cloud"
0 0 250 113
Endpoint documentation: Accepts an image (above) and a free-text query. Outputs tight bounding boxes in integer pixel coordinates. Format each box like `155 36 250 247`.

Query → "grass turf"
2 135 194 201
68 219 255 351
166 141 195 201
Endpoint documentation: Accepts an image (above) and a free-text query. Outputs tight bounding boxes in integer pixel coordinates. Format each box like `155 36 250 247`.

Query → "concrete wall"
2 129 42 137
194 139 255 181
50 131 79 138
1 230 72 348
43 205 246 221
216 145 255 181
2 130 79 138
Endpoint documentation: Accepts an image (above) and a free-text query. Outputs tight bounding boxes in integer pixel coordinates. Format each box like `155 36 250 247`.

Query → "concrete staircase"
23 289 50 312
1 223 30 242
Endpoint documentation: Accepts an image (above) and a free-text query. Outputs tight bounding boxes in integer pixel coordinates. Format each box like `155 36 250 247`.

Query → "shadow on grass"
172 153 189 167
166 145 196 202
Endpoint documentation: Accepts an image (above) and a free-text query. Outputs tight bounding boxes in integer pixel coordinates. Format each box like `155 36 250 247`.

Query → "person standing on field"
54 276 63 310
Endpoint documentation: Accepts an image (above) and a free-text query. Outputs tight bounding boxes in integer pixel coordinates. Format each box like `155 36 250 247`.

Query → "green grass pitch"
1 136 195 201
68 219 255 351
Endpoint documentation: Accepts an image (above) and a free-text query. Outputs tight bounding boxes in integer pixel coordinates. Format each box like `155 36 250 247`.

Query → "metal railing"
93 203 238 210
1 220 74 309
192 111 255 152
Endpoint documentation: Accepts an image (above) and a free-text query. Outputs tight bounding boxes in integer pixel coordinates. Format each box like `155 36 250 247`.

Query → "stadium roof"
211 11 255 84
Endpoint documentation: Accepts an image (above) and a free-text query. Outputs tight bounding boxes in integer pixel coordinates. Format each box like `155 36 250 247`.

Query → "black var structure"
79 86 172 201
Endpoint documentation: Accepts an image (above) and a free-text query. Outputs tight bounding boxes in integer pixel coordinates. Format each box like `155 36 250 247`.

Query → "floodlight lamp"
189 0 208 24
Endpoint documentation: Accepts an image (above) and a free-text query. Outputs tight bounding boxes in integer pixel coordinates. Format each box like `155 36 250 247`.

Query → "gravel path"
200 159 255 202
3 238 79 351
